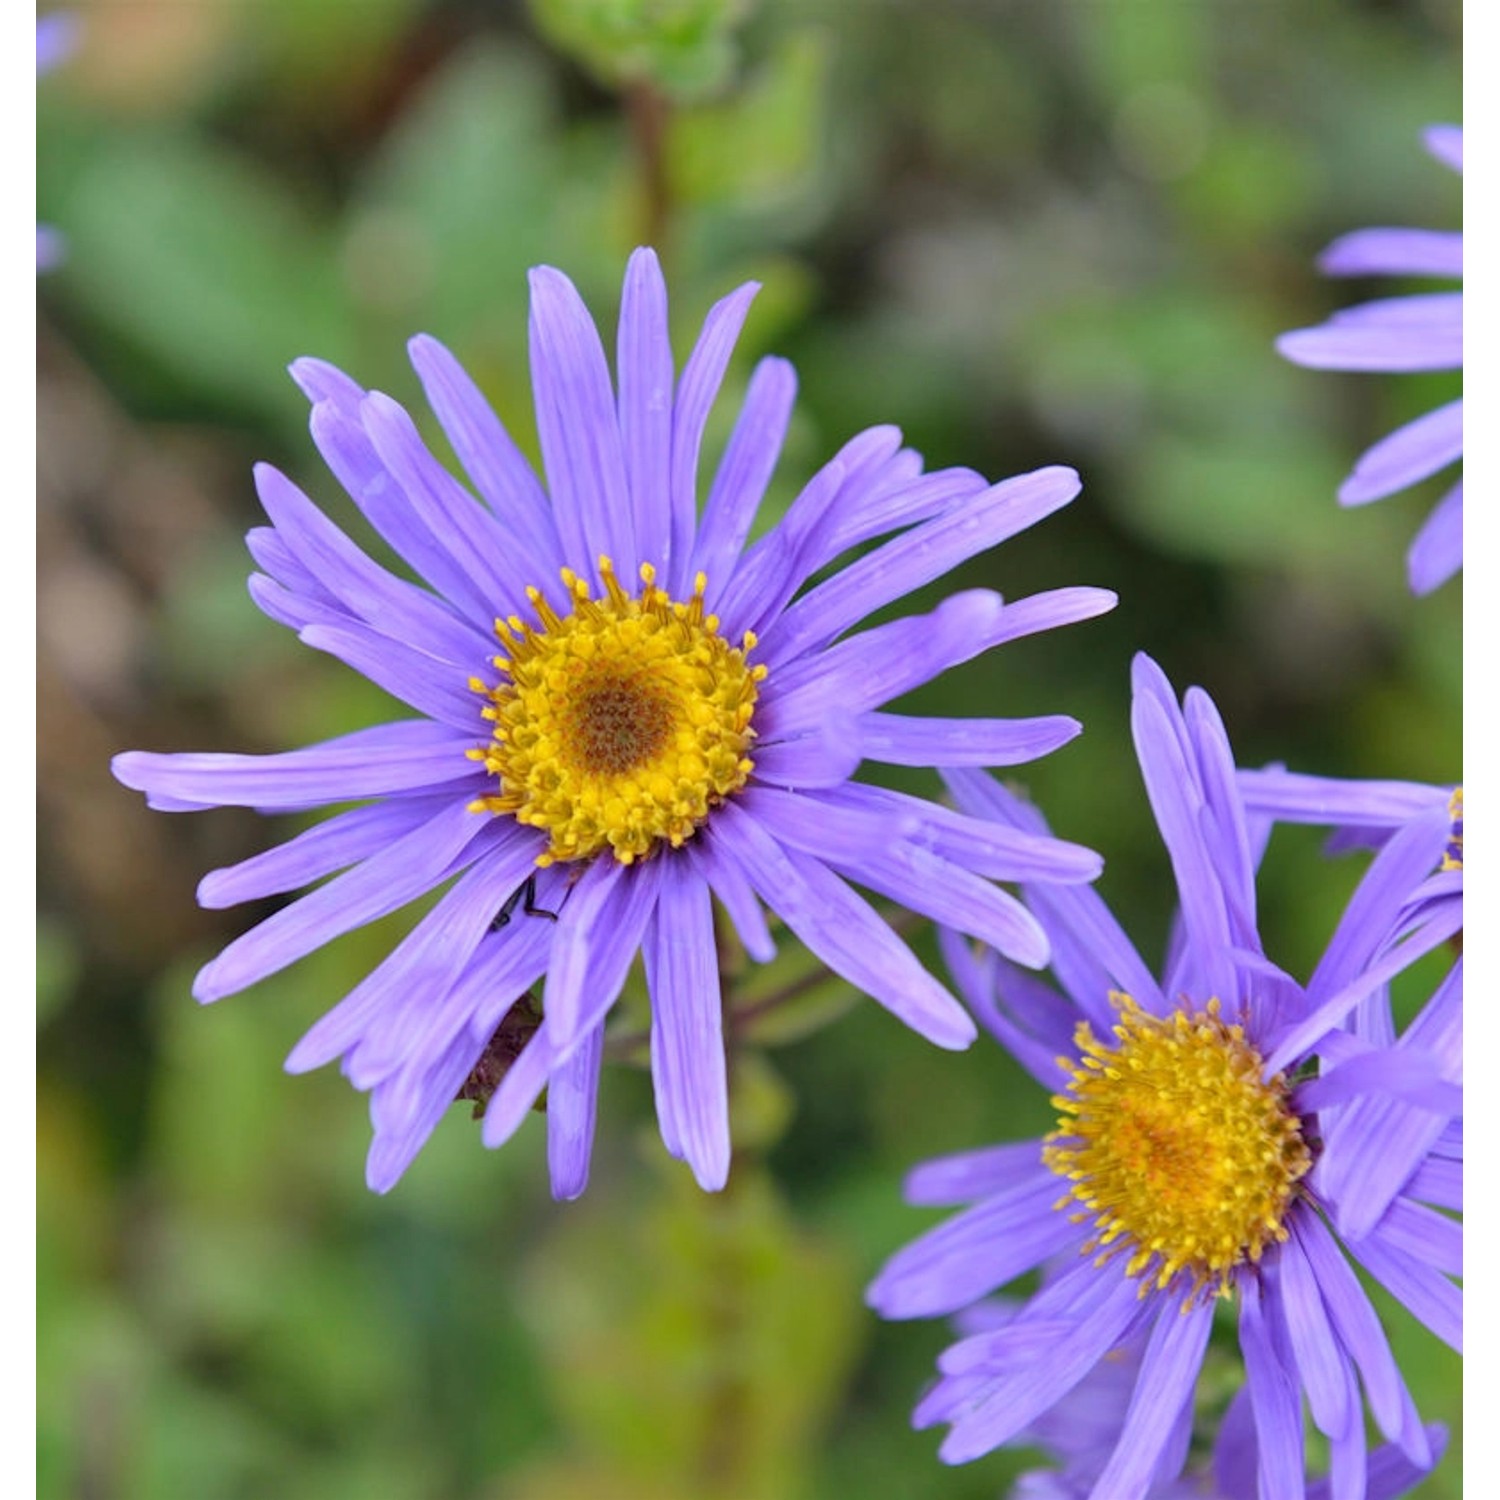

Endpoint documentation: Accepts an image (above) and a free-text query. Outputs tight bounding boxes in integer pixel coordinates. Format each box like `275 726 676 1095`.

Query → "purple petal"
1296 1046 1459 1116
616 248 675 575
643 860 730 1191
1424 125 1462 173
1129 655 1239 1002
948 940 1078 1088
1277 1233 1354 1439
1277 294 1461 372
192 799 493 1002
1339 400 1462 506
1290 1212 1429 1454
37 15 79 74
689 355 798 590
856 712 1082 768
1307 813 1449 1000
750 719 862 790
1266 899 1462 1076
1183 684 1260 950
1358 1426 1448 1500
1319 229 1462 279
252 463 490 663
526 266 636 582
683 837 776 964
298 620 485 730
1024 879 1166 1024
1379 1199 1461 1277
810 464 989 573
36 225 66 272
866 1171 1073 1318
1403 1154 1461 1212
1237 768 1445 828
743 785 1050 967
199 796 452 909
710 802 976 1050
834 782 1105 884
1407 481 1462 594
112 720 483 811
903 1139 1049 1207
360 391 553 608
764 589 1004 735
1346 1230 1461 1353
1091 1298 1214 1497
364 1029 483 1192
299 376 499 628
937 1273 1146 1464
666 281 760 592
1210 1387 1260 1500
762 465 1083 668
547 1020 605 1200
536 856 655 1048
769 586 1115 737
340 842 552 1091
1239 1278 1307 1500
406 334 559 547
713 428 905 637
289 878 548 1079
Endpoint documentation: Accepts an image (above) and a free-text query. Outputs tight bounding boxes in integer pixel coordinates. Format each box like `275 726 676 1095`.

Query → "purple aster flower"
112 249 1114 1198
36 13 78 273
978 1301 1447 1500
1237 768 1461 1240
868 654 1460 1498
1278 126 1463 594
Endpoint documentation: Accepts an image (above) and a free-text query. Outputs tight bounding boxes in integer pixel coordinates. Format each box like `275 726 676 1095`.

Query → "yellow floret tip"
468 557 763 864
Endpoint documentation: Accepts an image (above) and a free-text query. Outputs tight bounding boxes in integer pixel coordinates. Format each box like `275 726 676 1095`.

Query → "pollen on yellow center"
1043 994 1311 1302
466 557 765 865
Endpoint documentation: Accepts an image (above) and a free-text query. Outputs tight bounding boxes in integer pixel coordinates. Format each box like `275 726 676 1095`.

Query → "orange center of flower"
467 558 764 865
1043 994 1311 1300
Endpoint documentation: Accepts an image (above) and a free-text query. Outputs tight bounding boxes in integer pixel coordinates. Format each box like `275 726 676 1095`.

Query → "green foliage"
528 0 754 99
514 1165 862 1500
62 130 353 428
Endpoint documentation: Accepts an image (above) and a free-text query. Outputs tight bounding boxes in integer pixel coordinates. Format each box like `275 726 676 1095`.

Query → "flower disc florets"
1443 786 1464 871
1043 993 1311 1300
468 557 765 865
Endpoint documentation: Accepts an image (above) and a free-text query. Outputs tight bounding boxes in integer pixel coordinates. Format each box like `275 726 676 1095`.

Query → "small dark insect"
456 991 545 1119
489 872 558 931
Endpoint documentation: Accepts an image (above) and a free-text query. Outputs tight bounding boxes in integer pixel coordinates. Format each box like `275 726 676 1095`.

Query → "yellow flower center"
1443 787 1463 872
467 558 765 865
1043 994 1311 1301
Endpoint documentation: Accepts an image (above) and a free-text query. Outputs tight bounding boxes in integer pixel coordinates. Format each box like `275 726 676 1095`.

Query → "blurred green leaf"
36 916 83 1028
528 0 753 99
350 45 567 342
62 130 353 427
671 32 828 212
520 1165 863 1500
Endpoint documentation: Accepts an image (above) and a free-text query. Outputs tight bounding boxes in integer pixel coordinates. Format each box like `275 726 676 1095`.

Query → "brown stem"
626 80 672 254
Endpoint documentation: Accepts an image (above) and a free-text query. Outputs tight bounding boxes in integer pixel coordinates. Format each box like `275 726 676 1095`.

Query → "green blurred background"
37 0 1461 1495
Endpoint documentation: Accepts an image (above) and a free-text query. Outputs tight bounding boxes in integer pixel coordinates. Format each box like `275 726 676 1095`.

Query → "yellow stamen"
468 558 765 865
1043 993 1310 1303
1442 787 1463 872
